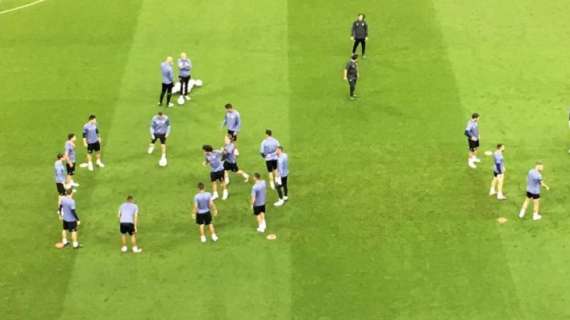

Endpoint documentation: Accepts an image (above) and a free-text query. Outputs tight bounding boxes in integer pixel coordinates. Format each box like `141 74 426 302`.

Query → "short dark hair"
66 189 74 196
88 114 96 120
57 153 64 159
471 113 479 119
253 172 261 179
351 54 359 60
225 103 233 110
496 144 503 149
67 133 75 140
536 161 543 166
265 129 272 136
277 146 284 151
197 182 204 190
127 195 134 201
358 13 365 18
158 111 163 116
202 144 213 152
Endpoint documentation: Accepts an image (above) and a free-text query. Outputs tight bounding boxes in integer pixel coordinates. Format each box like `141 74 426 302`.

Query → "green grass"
1 0 570 319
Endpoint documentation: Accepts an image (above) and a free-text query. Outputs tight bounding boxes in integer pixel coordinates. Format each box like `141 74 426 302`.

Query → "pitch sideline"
0 0 48 16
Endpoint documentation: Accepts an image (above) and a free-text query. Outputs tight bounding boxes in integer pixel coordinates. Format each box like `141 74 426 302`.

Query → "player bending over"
192 182 219 243
274 146 289 207
519 162 550 221
118 195 142 253
202 145 228 200
148 111 171 165
260 129 280 190
489 144 507 200
464 112 480 169
59 189 81 249
251 173 268 233
222 134 249 185
82 114 105 171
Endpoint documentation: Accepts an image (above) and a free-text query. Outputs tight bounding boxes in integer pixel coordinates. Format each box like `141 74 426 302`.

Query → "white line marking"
0 0 48 16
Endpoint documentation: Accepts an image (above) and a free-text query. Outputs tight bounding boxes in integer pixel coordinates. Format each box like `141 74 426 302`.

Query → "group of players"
53 52 291 251
465 113 550 221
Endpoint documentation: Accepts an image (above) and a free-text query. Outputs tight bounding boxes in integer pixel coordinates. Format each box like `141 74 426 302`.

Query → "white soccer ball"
177 95 185 105
159 157 167 167
194 79 203 87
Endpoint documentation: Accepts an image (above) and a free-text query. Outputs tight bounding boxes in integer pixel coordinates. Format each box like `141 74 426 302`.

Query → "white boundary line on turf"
0 0 48 16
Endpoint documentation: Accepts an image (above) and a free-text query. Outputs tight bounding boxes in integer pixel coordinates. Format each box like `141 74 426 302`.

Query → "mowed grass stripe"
288 0 521 318
434 1 570 318
58 0 291 319
0 1 143 319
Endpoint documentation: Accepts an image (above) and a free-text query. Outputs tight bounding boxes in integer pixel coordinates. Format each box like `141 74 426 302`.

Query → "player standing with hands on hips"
351 13 368 58
519 162 550 221
343 54 359 100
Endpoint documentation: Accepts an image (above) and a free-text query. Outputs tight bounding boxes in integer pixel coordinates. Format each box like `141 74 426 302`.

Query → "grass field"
2 0 570 319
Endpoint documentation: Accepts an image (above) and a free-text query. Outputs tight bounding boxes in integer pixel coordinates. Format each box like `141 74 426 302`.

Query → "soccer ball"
194 79 203 87
158 157 167 167
177 95 185 105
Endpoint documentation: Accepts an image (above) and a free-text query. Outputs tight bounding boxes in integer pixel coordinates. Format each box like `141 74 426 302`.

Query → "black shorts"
467 139 479 151
265 160 278 172
227 130 237 141
526 192 540 199
224 161 239 172
179 75 191 82
87 142 101 154
120 223 135 235
66 162 76 176
253 205 266 216
493 171 503 177
151 134 167 144
63 220 77 232
56 183 66 195
196 212 212 225
162 82 174 91
210 170 225 182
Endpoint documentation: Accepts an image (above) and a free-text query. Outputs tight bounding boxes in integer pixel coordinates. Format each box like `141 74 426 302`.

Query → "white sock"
72 241 79 247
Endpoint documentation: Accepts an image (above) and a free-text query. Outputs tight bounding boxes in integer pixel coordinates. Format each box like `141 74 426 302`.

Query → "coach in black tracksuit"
351 14 368 57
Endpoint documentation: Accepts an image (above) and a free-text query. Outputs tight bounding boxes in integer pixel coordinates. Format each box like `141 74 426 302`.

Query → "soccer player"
351 13 368 57
118 195 142 253
192 182 219 243
63 133 79 189
251 173 267 233
178 52 192 100
465 113 480 169
222 103 241 141
147 111 171 164
259 129 280 190
273 146 289 207
159 56 174 107
222 133 249 184
519 162 550 221
343 54 359 100
202 144 228 200
54 153 67 203
82 114 104 171
489 144 506 200
59 189 80 249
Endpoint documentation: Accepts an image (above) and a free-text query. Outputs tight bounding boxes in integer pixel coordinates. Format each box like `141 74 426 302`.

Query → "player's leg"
61 229 68 246
282 176 288 199
532 199 541 220
497 175 506 199
209 224 218 241
148 136 157 154
131 231 142 253
183 77 190 98
199 224 206 243
211 180 219 200
86 150 93 171
95 143 104 167
237 169 250 182
224 170 230 184
121 233 128 252
160 136 167 158
166 84 173 107
489 175 497 195
159 84 167 105
519 197 530 218
71 230 79 248
221 175 229 200
361 40 366 57
352 40 358 54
